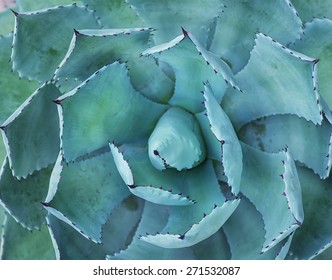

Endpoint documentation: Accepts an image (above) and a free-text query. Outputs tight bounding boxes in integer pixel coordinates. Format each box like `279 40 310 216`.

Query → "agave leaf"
223 196 292 260
0 204 5 253
127 0 223 46
1 83 61 179
196 83 242 195
291 0 332 22
108 201 194 260
292 18 332 110
0 214 55 260
287 166 332 260
0 6 15 35
141 199 240 249
53 28 173 102
18 0 80 12
11 4 100 82
143 30 237 113
43 151 130 243
0 158 52 230
110 142 195 206
82 0 143 28
223 33 322 130
313 245 332 260
240 143 303 253
239 115 332 179
0 34 38 124
56 62 168 162
210 0 303 73
191 229 231 260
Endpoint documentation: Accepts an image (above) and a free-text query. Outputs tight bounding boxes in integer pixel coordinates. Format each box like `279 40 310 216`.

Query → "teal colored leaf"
18 0 80 12
1 214 55 260
108 202 194 260
313 245 332 260
0 203 5 254
291 0 332 22
292 18 332 110
0 34 38 124
141 199 240 249
0 158 52 230
44 151 130 243
148 107 206 171
11 4 100 82
81 0 143 28
0 6 15 35
223 196 292 260
239 115 332 179
110 142 195 206
1 83 61 179
56 62 168 162
223 33 322 130
143 30 237 113
210 0 303 73
127 0 223 46
191 229 231 260
196 83 242 195
240 143 303 253
287 166 332 260
53 28 173 102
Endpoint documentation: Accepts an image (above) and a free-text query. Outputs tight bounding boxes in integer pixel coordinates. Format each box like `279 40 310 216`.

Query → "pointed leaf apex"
10 9 19 16
181 27 189 37
73 28 81 36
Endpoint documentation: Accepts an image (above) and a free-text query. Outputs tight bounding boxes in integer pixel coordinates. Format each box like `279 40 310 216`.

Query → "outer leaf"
223 33 322 130
210 0 303 73
1 83 61 179
127 0 223 46
292 19 332 110
44 151 130 243
223 196 292 260
53 28 173 102
0 203 5 254
11 4 100 82
0 158 52 230
196 83 242 195
82 0 143 28
56 62 168 162
143 30 237 113
108 202 194 260
239 114 332 179
0 34 38 124
1 214 55 260
287 166 332 259
291 0 332 22
240 143 303 253
18 0 80 12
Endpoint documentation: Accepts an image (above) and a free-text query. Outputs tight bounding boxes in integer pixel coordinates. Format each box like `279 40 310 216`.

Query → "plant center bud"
148 107 206 171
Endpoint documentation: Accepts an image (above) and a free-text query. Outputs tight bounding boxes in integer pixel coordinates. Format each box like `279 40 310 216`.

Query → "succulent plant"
0 0 332 260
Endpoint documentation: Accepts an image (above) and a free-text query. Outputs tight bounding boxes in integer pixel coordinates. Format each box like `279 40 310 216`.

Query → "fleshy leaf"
0 34 38 124
141 199 240 249
0 158 52 230
108 201 194 260
210 0 303 73
43 151 130 243
223 196 293 260
18 0 79 12
1 214 55 260
239 114 332 179
82 0 143 28
56 62 168 162
196 83 242 195
143 30 237 113
291 0 332 22
127 0 223 46
0 5 16 35
240 143 303 253
287 166 332 260
53 28 173 102
11 4 100 82
110 142 195 206
1 83 61 179
223 33 322 130
292 18 332 110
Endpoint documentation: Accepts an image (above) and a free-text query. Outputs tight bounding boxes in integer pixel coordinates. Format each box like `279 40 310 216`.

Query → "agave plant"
0 0 331 260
